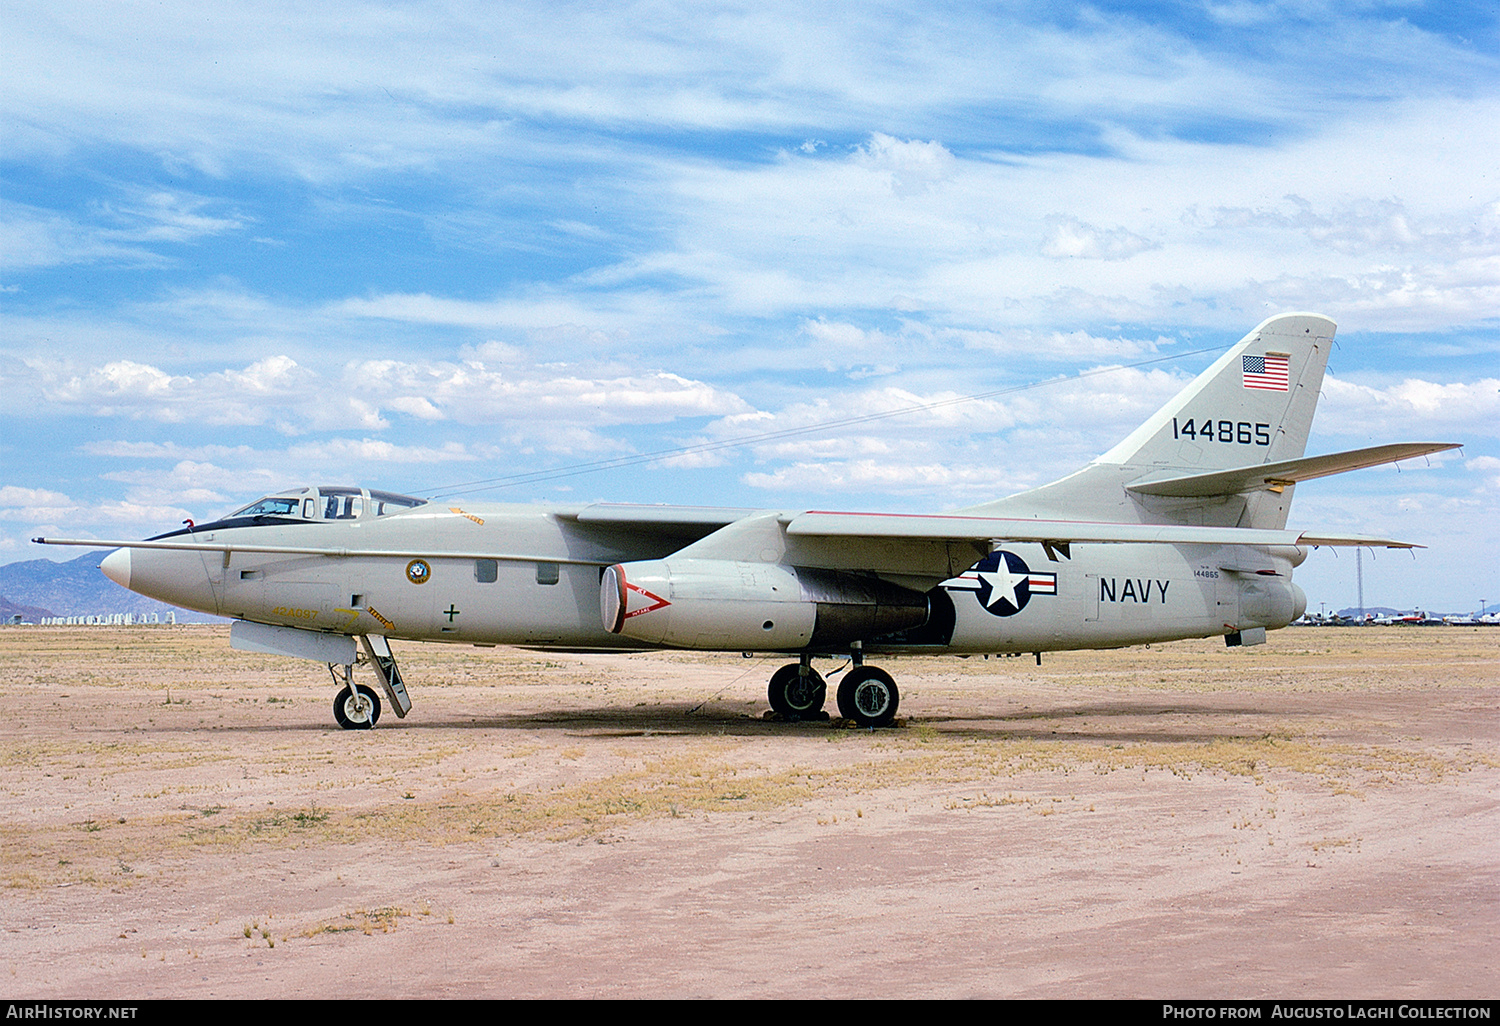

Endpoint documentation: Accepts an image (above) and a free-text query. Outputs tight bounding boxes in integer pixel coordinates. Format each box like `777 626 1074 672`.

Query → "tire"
836 666 899 727
333 683 381 730
767 663 826 718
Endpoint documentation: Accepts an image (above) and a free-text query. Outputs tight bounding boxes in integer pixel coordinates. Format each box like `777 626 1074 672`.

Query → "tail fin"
955 313 1335 529
1095 312 1334 470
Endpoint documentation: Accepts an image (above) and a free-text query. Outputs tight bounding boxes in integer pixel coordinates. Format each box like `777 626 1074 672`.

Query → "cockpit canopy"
229 486 428 522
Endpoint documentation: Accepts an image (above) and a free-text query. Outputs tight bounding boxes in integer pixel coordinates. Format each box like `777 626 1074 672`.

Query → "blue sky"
3 1 1498 614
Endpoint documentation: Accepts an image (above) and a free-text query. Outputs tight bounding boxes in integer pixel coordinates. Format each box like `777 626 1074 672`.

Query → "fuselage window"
369 490 427 516
475 559 498 584
536 562 560 586
325 494 362 519
234 497 302 517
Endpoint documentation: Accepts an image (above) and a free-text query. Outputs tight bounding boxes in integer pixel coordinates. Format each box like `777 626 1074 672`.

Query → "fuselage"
102 490 1306 656
51 313 1449 730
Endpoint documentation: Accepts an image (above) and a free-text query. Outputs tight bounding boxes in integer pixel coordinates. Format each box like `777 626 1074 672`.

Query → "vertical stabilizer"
955 313 1335 527
1094 312 1334 471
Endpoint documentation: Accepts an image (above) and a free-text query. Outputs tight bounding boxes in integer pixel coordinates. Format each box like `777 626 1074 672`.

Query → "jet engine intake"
601 558 927 651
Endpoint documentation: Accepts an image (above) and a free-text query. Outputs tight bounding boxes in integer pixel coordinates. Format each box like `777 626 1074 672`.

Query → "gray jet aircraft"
37 313 1458 729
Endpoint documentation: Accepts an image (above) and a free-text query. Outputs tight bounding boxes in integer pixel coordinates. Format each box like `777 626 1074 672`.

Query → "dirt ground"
0 624 1495 999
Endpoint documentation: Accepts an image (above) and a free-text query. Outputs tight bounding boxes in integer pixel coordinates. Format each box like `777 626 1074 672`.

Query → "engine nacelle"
601 558 928 651
1240 577 1303 629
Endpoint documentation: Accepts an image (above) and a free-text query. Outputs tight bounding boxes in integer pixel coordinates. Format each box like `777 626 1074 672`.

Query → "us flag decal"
1242 353 1290 391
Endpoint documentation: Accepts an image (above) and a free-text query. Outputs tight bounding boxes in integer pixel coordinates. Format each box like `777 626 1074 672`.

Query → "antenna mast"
1357 548 1365 623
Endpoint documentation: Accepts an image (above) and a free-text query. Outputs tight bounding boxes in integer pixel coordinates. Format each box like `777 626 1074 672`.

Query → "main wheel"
767 663 826 718
333 683 381 730
837 666 899 727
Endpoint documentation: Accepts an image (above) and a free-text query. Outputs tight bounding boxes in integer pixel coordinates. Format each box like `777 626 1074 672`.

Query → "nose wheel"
334 683 381 729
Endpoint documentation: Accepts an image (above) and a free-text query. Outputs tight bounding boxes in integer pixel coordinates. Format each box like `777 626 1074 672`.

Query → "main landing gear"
837 665 899 728
767 650 900 728
767 656 827 720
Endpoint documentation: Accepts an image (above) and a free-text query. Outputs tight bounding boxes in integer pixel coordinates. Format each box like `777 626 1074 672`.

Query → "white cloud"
0 190 245 271
947 326 1162 359
18 349 751 436
1040 216 1159 261
287 439 474 464
97 460 279 514
81 441 256 460
852 134 956 198
117 190 246 243
0 480 193 529
1318 375 1500 440
802 318 877 350
52 361 184 403
0 485 72 516
342 358 751 426
223 355 303 395
41 356 326 428
1467 455 1500 492
389 395 445 420
744 459 994 495
0 202 166 270
688 363 1198 504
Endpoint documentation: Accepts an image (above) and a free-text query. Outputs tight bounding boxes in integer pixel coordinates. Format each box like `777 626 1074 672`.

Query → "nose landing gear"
334 682 382 729
327 636 411 730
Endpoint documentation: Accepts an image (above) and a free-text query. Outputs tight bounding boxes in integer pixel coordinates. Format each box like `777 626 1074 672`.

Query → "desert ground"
0 624 1495 999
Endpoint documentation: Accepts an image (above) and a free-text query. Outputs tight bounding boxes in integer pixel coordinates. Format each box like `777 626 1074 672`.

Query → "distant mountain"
0 551 223 622
0 595 57 621
1334 606 1405 618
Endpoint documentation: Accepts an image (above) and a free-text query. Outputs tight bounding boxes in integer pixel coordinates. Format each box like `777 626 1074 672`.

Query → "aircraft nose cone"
100 548 131 590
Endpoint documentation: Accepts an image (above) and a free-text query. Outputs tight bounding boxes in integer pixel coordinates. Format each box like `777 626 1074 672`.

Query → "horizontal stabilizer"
1125 443 1460 498
1294 532 1424 549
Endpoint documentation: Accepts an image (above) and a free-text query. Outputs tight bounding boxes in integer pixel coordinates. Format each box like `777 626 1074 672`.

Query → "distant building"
32 611 177 626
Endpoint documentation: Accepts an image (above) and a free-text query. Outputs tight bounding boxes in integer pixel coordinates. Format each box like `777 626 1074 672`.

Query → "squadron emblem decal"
941 550 1056 617
405 559 432 585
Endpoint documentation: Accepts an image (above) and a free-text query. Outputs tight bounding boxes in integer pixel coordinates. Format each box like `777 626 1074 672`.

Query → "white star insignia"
977 565 1030 611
